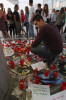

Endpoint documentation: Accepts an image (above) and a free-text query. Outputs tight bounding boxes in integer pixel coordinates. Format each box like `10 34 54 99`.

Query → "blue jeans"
26 22 29 35
29 21 34 37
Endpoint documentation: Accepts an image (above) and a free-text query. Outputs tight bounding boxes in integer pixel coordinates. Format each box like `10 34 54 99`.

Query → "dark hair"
29 0 33 4
60 7 64 14
42 4 49 17
38 3 41 7
32 14 43 22
15 4 18 8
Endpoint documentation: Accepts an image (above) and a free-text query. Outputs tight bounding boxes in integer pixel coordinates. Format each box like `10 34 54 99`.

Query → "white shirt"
42 12 50 22
29 6 35 21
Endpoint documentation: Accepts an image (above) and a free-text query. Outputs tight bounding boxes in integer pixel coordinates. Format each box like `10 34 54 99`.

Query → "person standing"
7 8 15 38
29 0 35 38
35 3 42 15
0 4 10 39
25 6 29 37
42 4 50 23
51 9 57 24
20 9 25 35
13 4 21 37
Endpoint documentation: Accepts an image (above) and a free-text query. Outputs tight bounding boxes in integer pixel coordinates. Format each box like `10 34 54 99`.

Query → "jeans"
29 21 34 37
31 46 58 65
26 22 29 36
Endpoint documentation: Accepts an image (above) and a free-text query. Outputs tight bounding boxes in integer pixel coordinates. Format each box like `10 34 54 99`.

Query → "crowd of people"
0 0 66 39
0 0 66 100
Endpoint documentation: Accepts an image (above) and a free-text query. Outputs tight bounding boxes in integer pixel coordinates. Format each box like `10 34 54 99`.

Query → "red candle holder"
23 49 26 54
39 56 42 61
2 43 4 47
54 71 58 78
61 82 66 90
28 57 31 62
35 76 40 84
35 55 37 59
27 48 30 55
20 59 24 66
6 43 9 47
44 68 49 77
10 60 15 69
52 65 56 70
8 40 11 44
3 40 5 43
15 40 17 43
12 43 15 48
33 70 37 77
32 40 34 43
21 47 23 52
19 80 25 90
60 56 65 62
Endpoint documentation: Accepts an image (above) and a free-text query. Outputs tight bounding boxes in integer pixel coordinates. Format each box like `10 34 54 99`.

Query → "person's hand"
26 44 32 48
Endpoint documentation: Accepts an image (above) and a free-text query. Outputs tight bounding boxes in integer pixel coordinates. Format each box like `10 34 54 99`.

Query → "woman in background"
20 9 25 34
0 3 10 39
42 4 50 23
25 6 29 37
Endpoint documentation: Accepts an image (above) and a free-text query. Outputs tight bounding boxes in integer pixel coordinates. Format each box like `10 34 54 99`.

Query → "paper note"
51 90 66 100
31 61 45 71
26 84 50 100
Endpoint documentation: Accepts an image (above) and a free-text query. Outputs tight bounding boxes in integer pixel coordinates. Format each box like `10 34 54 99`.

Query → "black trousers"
31 46 60 65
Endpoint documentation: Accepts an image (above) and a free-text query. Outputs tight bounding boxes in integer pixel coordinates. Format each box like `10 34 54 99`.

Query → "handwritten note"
27 84 50 100
31 61 45 71
51 90 66 100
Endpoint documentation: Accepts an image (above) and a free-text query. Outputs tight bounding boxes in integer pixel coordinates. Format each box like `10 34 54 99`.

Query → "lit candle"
27 48 30 55
28 57 31 62
54 71 58 78
19 80 25 90
20 59 24 66
61 82 66 90
52 65 56 70
35 76 40 84
33 70 37 77
35 55 37 59
10 60 15 69
44 68 49 77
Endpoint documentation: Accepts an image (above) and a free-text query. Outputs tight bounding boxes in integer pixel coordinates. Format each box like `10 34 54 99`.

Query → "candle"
61 82 66 90
60 56 65 62
54 71 58 78
8 40 11 44
19 80 25 90
44 68 49 77
20 59 24 66
12 43 15 48
35 55 37 59
52 65 56 70
27 48 30 55
10 60 15 69
28 57 31 62
33 70 37 77
35 76 40 84
2 43 4 47
39 56 42 61
15 40 17 43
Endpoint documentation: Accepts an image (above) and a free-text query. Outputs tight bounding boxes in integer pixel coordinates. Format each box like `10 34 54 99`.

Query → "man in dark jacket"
24 15 63 65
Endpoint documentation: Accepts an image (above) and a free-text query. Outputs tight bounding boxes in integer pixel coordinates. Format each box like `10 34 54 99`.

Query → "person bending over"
24 15 63 65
